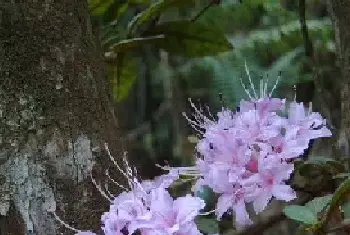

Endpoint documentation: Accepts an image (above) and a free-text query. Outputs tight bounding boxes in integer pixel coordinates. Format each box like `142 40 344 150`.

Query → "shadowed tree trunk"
325 1 350 162
0 1 123 235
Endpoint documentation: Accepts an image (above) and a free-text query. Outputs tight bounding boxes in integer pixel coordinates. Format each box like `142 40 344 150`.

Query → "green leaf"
315 178 350 233
103 1 129 22
146 20 233 57
109 35 165 53
305 194 333 215
89 0 114 16
297 156 345 178
127 0 195 35
327 178 350 215
107 54 137 102
195 217 220 234
283 205 318 224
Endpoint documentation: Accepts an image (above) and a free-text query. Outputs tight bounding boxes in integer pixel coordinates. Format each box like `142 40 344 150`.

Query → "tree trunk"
0 1 123 235
326 1 350 162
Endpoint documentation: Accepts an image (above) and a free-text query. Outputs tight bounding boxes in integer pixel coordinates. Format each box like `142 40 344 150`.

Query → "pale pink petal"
174 195 205 224
274 164 294 182
271 184 296 201
179 222 203 235
253 189 272 213
216 194 233 219
150 188 173 216
234 199 252 225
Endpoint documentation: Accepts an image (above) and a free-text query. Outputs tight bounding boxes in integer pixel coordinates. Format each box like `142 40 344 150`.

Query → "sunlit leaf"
103 1 129 22
89 0 115 16
305 194 333 215
283 205 317 224
107 54 137 102
145 20 233 57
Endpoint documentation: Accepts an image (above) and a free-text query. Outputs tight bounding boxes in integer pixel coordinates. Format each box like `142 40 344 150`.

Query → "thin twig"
191 1 217 22
299 0 314 57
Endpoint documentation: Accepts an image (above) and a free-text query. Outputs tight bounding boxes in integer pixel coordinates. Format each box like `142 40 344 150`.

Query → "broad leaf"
326 178 350 217
305 194 333 215
145 20 233 57
107 54 137 102
195 217 220 234
283 205 317 224
297 156 345 177
89 0 114 16
315 178 350 233
127 0 195 35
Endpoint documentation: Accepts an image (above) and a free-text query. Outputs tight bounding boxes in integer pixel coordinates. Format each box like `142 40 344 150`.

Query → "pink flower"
287 102 331 140
141 169 179 193
239 98 285 116
251 156 296 213
216 191 252 226
130 188 205 235
102 190 151 235
269 126 310 159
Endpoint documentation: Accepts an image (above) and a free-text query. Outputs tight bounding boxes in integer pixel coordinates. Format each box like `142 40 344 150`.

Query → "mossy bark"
0 1 123 235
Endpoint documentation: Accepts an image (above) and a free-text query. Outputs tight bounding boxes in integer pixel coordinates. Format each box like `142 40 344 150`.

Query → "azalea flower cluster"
178 67 332 226
74 155 207 235
181 96 332 226
57 67 332 235
101 175 206 235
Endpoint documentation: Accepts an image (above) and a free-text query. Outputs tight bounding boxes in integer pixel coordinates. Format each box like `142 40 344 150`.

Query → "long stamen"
105 144 136 190
219 93 225 110
308 101 313 114
239 74 253 99
269 71 282 97
90 173 113 202
244 61 257 98
259 75 263 98
264 74 269 97
52 211 81 233
199 209 215 216
293 85 297 101
106 169 129 191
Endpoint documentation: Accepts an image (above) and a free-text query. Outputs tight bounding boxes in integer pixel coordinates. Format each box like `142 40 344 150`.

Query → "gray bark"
0 1 122 235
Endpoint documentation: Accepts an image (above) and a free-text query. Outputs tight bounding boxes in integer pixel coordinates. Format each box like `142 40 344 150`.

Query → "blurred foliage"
87 0 347 233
